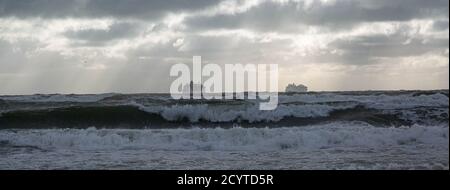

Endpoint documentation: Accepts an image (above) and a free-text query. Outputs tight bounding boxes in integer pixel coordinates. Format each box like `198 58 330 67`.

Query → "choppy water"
0 91 448 169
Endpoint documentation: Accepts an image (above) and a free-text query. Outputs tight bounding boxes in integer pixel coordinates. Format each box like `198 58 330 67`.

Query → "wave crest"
0 123 447 151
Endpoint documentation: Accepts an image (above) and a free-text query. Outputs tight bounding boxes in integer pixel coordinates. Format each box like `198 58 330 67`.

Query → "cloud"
0 0 221 19
329 32 449 65
186 0 449 32
433 20 449 31
64 22 141 46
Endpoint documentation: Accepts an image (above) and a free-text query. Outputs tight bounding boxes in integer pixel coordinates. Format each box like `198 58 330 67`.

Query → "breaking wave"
0 122 448 152
0 91 448 128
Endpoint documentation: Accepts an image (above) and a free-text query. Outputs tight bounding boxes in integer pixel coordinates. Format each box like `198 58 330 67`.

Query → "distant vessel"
285 83 308 93
182 81 204 97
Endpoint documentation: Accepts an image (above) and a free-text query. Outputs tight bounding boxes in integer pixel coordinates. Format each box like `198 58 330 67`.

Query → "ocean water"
0 91 448 169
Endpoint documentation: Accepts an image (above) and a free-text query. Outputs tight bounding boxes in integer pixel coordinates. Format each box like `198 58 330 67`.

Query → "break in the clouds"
0 0 448 94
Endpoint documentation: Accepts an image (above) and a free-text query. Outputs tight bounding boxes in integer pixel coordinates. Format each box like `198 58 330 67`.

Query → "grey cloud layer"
0 0 220 19
1 0 448 63
186 0 448 31
434 20 449 31
329 33 449 65
64 22 141 46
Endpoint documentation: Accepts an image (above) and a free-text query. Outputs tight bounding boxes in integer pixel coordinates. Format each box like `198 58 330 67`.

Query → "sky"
0 0 448 94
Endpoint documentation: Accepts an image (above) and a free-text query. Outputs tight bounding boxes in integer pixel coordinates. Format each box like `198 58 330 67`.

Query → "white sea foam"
0 122 447 152
279 93 449 109
128 93 448 122
136 104 352 122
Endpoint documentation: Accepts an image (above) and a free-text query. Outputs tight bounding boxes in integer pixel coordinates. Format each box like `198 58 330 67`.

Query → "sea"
0 90 448 169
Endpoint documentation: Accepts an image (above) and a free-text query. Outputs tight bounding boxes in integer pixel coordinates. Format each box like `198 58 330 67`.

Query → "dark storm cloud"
64 22 140 46
186 0 449 32
0 0 221 19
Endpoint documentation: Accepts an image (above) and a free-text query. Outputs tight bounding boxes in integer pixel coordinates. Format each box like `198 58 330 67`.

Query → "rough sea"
0 90 448 169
